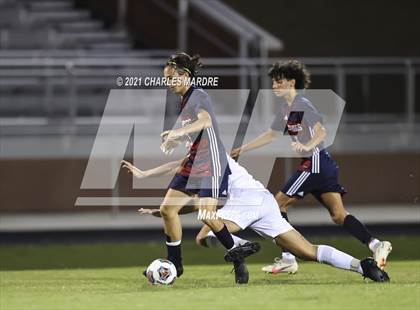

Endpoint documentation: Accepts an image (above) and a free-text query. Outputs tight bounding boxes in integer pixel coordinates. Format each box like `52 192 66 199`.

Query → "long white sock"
317 245 363 274
368 238 381 253
206 231 249 247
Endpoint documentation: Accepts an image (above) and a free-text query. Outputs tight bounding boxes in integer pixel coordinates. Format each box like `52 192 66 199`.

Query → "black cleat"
175 264 184 278
232 259 249 284
224 241 261 262
361 258 390 282
167 256 184 278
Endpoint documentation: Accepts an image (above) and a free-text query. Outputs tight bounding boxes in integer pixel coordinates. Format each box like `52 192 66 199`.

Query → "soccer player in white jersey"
231 59 392 273
121 156 390 283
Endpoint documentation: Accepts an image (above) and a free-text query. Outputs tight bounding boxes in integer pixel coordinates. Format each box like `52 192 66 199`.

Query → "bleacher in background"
0 0 131 50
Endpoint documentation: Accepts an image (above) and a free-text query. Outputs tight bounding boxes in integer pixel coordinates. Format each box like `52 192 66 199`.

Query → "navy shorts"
168 170 230 199
282 153 346 201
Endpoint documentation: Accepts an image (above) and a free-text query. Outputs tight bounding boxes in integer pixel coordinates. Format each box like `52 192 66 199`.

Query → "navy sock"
342 214 372 244
214 225 234 249
165 234 182 267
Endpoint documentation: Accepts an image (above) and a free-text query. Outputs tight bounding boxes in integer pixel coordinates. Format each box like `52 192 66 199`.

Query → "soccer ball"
145 259 177 285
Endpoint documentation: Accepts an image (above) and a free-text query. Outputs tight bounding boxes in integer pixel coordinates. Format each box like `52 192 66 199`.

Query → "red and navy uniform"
271 94 346 200
168 86 230 198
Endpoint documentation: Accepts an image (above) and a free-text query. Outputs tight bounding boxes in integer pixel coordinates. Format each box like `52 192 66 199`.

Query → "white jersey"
217 155 293 238
227 156 267 193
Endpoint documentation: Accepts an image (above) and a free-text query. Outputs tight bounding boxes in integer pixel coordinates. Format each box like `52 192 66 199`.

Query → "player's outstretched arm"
120 159 183 178
138 208 161 217
161 109 212 142
138 205 197 217
231 129 278 158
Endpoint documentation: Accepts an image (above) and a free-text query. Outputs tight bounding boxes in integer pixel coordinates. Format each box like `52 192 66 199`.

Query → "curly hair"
268 59 311 89
166 52 202 77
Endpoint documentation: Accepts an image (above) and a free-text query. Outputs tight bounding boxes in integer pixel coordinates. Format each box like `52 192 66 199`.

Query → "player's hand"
230 147 242 159
138 208 161 217
161 129 184 142
160 130 184 155
160 139 181 155
291 142 311 153
121 160 149 178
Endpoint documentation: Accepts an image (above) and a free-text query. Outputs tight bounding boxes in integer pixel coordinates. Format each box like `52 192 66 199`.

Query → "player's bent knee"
195 235 205 247
160 204 177 218
276 192 295 210
201 219 223 232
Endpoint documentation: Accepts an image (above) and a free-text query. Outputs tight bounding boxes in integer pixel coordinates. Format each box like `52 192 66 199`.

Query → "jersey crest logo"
283 111 304 136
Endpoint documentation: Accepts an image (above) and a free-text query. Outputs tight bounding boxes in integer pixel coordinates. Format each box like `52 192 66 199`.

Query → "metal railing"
0 54 418 126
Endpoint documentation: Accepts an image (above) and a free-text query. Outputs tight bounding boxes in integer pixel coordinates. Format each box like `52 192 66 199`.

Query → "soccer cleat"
232 259 249 284
373 241 392 270
166 256 183 277
360 257 390 282
224 241 261 262
175 264 184 277
261 257 298 274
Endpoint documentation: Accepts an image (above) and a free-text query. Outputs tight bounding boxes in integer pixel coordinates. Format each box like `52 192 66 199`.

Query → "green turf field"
1 236 419 310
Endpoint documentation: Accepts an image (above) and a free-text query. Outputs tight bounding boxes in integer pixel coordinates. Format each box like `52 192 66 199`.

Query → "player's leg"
196 222 249 248
198 197 236 248
159 188 193 276
317 191 392 269
198 197 260 257
196 211 255 285
274 191 298 262
274 229 389 282
262 170 307 273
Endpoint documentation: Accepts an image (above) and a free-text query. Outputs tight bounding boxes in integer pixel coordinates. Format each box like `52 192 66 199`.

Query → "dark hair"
268 59 311 89
166 52 202 77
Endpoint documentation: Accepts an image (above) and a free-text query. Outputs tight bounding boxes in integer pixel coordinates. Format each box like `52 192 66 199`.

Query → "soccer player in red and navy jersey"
156 53 259 283
231 60 392 274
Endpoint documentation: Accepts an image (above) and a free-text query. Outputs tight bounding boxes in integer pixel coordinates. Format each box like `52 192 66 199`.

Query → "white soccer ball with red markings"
145 259 177 285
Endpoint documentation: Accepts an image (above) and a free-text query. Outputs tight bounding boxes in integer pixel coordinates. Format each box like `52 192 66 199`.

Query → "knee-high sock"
213 225 235 249
165 235 182 267
317 245 363 274
342 214 373 245
206 231 249 247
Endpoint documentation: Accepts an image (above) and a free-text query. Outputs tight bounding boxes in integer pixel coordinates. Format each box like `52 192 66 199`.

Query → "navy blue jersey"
270 94 325 173
177 86 230 179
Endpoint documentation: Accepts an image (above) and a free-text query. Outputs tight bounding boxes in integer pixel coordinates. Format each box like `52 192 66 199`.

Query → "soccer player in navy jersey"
231 60 392 274
153 53 259 283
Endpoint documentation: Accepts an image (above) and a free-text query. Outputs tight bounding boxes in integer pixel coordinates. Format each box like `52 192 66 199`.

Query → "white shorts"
217 190 293 238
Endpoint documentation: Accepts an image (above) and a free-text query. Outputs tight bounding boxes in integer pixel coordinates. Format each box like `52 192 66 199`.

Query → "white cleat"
373 241 392 270
261 257 298 274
